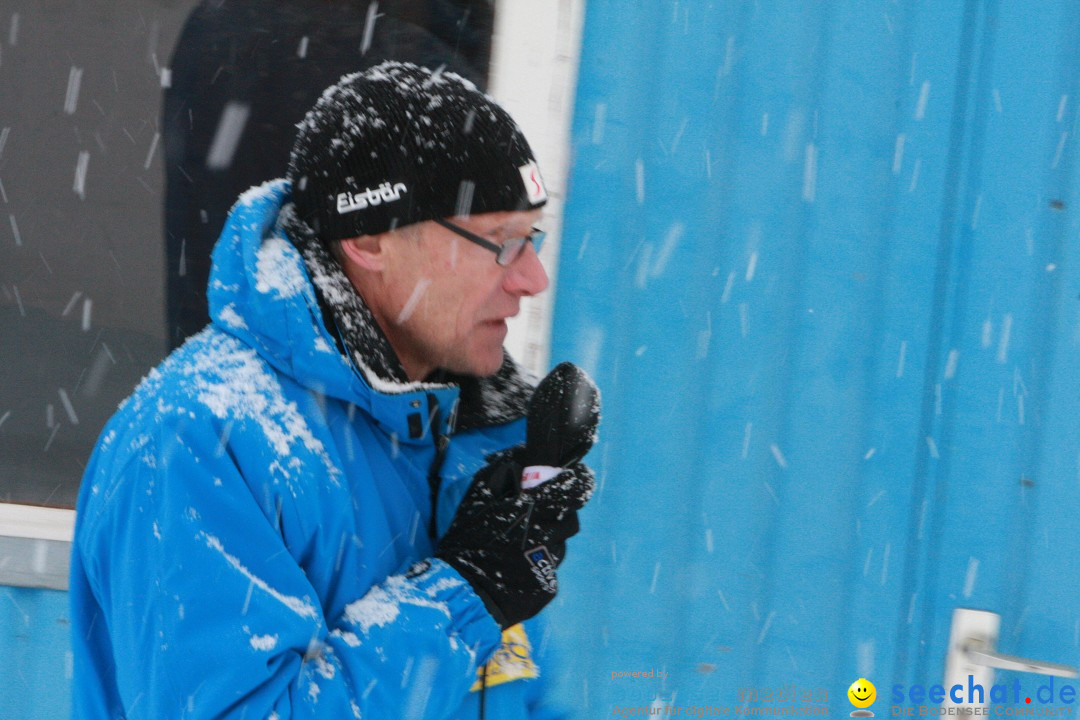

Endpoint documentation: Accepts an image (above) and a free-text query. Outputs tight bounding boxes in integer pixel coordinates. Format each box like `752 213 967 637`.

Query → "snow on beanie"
288 60 548 243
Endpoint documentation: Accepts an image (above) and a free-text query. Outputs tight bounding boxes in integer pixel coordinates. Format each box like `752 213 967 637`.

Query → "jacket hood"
207 179 535 439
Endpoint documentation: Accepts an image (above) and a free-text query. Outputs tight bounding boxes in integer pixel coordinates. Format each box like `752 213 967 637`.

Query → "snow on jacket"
70 179 568 719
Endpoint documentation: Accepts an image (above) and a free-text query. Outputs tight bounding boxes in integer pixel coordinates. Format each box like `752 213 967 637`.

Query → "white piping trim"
0 502 76 543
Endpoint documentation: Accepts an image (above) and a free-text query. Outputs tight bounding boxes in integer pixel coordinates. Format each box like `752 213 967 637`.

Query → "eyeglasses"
433 218 546 267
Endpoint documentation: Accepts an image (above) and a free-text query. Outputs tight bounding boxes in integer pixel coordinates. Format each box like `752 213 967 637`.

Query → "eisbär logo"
525 545 557 593
519 161 547 204
336 181 408 214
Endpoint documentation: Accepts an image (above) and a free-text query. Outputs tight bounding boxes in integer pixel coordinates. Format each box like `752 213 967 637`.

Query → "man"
70 62 595 719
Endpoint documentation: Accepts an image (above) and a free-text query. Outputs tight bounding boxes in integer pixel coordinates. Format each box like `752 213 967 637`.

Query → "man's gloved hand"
436 448 595 629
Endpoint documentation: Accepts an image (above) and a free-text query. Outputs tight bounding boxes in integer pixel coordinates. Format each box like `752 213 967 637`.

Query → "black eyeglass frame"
433 218 545 267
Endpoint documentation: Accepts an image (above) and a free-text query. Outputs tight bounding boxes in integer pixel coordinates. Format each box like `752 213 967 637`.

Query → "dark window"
0 0 494 508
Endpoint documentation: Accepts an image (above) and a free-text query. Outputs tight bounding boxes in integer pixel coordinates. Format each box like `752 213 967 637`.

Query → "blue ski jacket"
70 180 568 719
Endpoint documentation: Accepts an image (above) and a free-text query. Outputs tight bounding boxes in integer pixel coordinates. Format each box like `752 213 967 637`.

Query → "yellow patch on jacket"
470 623 538 691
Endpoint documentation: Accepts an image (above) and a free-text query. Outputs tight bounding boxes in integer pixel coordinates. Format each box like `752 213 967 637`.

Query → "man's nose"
504 242 549 296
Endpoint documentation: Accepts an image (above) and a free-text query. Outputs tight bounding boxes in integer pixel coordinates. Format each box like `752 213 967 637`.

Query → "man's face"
362 209 548 380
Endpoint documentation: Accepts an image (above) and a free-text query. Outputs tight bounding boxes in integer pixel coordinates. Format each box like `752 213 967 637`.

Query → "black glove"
438 362 600 628
436 448 595 629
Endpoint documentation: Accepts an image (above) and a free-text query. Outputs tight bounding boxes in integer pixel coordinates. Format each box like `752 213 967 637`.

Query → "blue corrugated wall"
548 0 1080 715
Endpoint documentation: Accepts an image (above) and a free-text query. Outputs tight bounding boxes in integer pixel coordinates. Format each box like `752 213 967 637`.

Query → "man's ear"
337 234 387 271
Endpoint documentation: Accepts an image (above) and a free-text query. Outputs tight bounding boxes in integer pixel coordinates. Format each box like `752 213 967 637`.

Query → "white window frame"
493 0 587 378
0 503 75 590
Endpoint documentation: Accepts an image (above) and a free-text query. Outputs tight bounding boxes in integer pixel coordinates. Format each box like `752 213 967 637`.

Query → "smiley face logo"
848 678 876 713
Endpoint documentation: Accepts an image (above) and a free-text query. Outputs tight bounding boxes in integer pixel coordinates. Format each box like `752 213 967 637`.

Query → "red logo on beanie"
518 161 548 204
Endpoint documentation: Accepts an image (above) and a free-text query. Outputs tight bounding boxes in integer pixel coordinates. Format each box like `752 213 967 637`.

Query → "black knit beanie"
288 61 548 242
